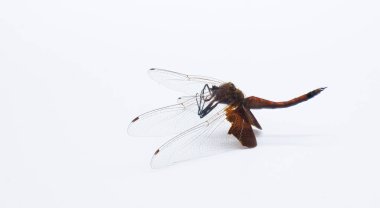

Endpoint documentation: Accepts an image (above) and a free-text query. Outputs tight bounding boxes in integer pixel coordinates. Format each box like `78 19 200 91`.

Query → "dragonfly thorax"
213 82 244 105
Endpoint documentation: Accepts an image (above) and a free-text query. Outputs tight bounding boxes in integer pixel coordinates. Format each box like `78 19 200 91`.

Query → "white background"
1 0 379 207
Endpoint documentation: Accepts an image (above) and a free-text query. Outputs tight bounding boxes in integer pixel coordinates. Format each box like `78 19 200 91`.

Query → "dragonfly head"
216 82 244 104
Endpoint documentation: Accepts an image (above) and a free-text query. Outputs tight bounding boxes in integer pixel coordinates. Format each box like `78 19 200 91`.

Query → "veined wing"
128 95 225 137
151 107 245 168
148 68 224 95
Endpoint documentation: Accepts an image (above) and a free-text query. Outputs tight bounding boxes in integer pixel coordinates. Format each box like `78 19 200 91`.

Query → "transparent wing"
148 68 224 95
128 95 223 137
151 107 243 168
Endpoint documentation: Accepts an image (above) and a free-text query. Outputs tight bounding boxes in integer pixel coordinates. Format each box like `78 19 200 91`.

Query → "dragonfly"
128 68 326 168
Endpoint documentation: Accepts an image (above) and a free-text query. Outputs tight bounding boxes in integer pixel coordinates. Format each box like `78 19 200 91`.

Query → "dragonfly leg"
201 84 213 99
196 93 203 115
199 101 218 118
197 84 215 115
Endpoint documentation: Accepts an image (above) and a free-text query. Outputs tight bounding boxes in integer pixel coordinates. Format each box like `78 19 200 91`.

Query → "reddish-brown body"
208 83 326 148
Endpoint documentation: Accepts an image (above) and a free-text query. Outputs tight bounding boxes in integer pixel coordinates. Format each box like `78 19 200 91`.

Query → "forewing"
148 68 224 95
151 107 242 168
128 98 198 136
128 97 225 137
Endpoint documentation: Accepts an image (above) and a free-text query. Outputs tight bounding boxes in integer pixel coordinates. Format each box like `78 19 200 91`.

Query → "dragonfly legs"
199 101 218 118
196 84 218 118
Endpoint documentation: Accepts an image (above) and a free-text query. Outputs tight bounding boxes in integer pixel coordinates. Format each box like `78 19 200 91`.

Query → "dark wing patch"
131 117 139 122
225 106 257 148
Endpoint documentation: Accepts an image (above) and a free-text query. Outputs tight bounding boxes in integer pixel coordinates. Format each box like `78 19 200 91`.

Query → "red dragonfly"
128 69 326 168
